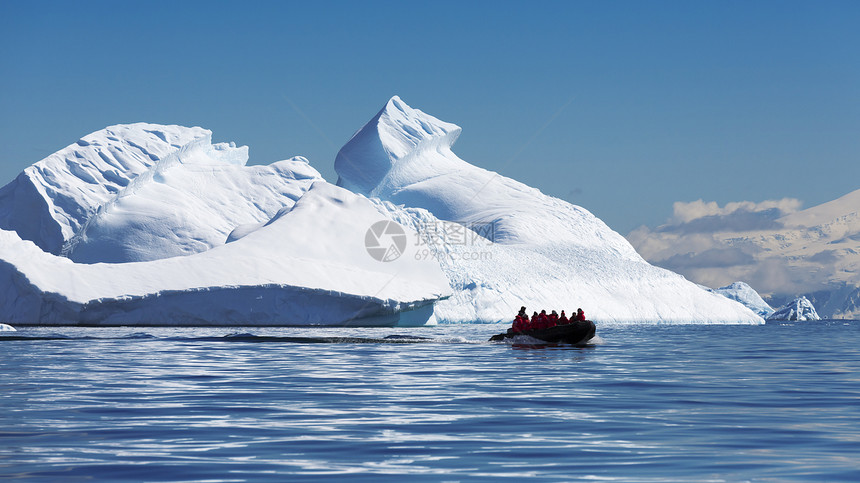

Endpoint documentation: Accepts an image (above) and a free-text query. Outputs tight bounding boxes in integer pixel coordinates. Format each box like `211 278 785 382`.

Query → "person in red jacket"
559 310 569 325
530 311 539 329
538 310 549 329
575 308 585 321
549 310 559 327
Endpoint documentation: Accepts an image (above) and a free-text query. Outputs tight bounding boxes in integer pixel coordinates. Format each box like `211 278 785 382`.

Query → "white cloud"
626 197 847 300
670 198 803 224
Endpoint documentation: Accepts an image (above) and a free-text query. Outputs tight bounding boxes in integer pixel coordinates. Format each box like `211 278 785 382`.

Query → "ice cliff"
336 96 763 324
766 297 821 321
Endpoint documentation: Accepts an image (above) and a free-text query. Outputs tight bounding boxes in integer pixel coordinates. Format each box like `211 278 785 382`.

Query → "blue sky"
1 0 858 233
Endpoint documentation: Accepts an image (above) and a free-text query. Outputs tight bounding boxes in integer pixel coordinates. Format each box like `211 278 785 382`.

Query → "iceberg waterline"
0 96 763 326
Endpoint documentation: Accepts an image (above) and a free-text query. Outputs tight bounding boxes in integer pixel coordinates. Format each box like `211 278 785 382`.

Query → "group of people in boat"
511 306 586 333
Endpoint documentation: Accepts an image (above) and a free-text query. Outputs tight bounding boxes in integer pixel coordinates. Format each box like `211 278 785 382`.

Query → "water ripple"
2 322 860 481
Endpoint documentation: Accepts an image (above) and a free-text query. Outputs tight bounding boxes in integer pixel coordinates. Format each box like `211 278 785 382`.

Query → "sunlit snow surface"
0 123 323 262
0 183 450 326
338 97 763 324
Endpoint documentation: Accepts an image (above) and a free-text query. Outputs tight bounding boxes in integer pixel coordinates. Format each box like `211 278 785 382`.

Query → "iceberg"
766 296 821 321
336 96 764 324
0 182 451 326
0 123 323 263
711 282 774 318
0 96 769 327
0 323 14 331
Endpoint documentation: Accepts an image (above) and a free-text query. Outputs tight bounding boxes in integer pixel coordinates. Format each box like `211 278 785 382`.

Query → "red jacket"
514 316 528 332
538 314 549 328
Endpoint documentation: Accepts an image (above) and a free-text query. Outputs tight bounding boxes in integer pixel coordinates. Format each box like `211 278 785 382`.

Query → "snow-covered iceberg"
711 282 774 318
0 97 770 326
0 123 323 263
766 296 821 321
0 323 14 331
0 182 451 326
336 96 763 324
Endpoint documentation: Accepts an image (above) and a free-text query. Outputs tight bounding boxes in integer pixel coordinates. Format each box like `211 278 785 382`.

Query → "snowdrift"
337 96 763 324
0 182 450 326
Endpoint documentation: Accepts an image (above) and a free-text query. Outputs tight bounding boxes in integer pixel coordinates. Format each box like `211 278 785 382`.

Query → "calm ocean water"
2 321 860 482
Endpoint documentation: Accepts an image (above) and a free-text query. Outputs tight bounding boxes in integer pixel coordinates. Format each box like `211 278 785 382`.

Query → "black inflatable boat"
489 319 596 345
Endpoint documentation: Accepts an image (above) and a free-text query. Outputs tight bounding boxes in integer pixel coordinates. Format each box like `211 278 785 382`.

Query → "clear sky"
1 0 858 234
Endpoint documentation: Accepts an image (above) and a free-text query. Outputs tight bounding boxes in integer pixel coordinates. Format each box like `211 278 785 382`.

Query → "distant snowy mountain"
628 190 860 319
336 96 763 324
766 297 821 321
711 282 774 317
0 182 450 326
0 123 322 263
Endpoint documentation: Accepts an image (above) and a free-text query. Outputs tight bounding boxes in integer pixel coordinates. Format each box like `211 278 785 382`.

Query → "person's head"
520 306 526 312
533 312 538 317
561 310 565 316
551 310 557 315
540 310 546 315
577 308 583 313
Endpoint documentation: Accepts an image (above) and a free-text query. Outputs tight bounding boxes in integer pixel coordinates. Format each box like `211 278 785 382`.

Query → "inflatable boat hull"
489 320 596 345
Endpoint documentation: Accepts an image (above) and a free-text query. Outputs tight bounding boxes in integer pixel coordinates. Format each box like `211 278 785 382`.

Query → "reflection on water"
2 322 860 481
